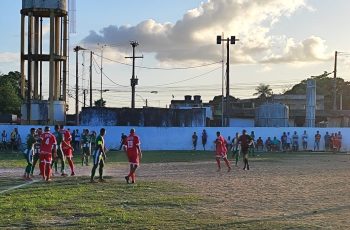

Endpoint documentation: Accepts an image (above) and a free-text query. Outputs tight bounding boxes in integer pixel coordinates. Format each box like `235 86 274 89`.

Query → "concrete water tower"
20 0 68 125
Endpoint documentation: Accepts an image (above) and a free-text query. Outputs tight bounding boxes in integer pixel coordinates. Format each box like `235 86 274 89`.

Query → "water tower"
20 0 68 124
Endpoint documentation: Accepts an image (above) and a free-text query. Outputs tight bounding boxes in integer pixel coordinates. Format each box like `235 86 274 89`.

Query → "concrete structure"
273 94 324 111
255 103 289 127
80 107 206 127
2 125 349 151
20 0 68 124
306 79 316 127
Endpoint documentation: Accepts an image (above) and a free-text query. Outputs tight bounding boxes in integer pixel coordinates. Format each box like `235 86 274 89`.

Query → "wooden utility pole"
89 51 93 107
125 41 143 108
333 51 338 111
74 46 86 125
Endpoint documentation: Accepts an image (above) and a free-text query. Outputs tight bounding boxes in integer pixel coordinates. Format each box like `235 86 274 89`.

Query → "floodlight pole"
216 35 239 126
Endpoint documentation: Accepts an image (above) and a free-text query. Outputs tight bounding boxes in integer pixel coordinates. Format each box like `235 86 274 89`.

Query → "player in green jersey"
52 125 67 176
81 129 92 166
90 128 107 183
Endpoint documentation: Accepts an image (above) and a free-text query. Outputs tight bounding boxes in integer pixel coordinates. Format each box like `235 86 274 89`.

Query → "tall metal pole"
333 51 338 111
89 51 93 107
221 33 225 127
100 46 103 106
126 41 143 108
75 47 79 125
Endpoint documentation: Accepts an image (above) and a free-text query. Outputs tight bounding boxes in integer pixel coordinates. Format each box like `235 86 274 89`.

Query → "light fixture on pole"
74 45 86 125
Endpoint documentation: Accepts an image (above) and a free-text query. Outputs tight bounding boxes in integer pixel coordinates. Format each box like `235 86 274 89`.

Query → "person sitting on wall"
265 137 272 152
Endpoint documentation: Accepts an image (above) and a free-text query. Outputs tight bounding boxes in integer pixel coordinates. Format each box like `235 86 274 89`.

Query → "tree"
94 99 106 107
254 83 273 100
0 80 22 114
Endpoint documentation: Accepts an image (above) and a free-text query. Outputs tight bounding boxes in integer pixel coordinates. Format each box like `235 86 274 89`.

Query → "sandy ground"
1 153 350 228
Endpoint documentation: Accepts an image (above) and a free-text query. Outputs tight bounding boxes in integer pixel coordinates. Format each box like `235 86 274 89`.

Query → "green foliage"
254 84 273 100
283 72 350 110
94 98 106 107
0 71 22 115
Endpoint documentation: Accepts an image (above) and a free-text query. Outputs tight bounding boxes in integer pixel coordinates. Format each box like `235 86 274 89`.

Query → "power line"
93 52 221 70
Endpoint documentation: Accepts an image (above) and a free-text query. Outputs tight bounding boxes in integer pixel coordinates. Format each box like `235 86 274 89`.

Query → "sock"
39 161 45 177
223 158 231 168
67 158 75 173
216 158 221 169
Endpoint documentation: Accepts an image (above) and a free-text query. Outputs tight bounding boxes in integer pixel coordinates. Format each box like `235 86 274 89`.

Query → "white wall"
1 125 349 151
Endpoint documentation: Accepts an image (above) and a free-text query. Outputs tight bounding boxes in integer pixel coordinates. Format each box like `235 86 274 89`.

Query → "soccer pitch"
1 151 350 229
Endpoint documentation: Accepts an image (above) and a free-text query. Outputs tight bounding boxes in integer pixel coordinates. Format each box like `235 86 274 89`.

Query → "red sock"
216 158 221 168
45 163 51 179
68 158 75 173
224 158 231 168
39 161 45 178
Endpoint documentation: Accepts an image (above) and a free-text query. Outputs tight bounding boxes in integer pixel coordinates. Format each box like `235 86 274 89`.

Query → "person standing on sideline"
39 127 57 182
324 132 330 151
124 128 142 184
201 129 208 150
60 125 75 176
314 131 321 151
81 129 92 166
302 130 308 151
292 131 299 152
90 128 107 183
337 131 342 152
231 132 240 166
1 130 7 150
238 130 253 170
214 131 231 172
23 128 36 180
192 132 198 150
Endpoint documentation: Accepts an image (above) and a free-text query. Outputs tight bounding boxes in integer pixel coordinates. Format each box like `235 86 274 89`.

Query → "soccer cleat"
71 172 75 176
131 181 135 184
125 176 130 184
90 179 98 183
216 168 221 172
227 167 231 172
61 173 68 177
98 178 106 183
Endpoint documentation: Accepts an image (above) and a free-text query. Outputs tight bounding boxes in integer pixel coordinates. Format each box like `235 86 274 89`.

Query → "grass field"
0 150 350 229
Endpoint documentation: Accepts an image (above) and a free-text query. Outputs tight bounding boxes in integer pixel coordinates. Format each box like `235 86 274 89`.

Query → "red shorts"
127 152 140 166
40 152 52 164
62 148 73 157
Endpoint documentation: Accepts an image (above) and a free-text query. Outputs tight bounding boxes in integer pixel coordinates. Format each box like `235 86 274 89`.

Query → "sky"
1 0 350 112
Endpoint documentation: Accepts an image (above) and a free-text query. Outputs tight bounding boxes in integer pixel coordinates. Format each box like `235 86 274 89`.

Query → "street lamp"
216 35 239 127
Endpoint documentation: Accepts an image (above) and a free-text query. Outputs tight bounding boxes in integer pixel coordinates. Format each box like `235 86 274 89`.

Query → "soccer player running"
81 129 92 166
60 125 75 176
23 128 36 180
124 128 142 184
40 126 57 182
214 131 231 172
238 129 253 170
90 128 107 183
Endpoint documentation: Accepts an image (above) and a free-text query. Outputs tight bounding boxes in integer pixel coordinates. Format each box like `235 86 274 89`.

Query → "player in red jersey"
39 126 57 181
123 128 142 184
214 131 231 172
60 125 75 176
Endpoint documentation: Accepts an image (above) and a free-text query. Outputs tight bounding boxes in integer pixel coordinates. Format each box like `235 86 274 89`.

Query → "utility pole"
125 41 143 108
333 51 338 111
83 89 87 108
216 35 239 126
98 44 107 107
74 46 86 125
89 51 93 107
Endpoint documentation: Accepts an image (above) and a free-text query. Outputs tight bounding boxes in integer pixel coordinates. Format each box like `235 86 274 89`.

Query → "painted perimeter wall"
1 125 349 152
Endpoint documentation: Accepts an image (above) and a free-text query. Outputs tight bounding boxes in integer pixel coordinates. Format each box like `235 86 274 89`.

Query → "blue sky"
1 0 350 111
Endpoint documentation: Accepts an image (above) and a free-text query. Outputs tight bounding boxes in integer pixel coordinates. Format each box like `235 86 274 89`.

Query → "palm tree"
254 83 273 100
94 99 106 107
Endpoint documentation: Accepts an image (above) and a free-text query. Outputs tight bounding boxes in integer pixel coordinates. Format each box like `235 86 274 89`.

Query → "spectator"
256 137 264 152
265 137 272 152
292 131 299 152
201 129 208 150
281 132 287 151
74 129 81 152
192 132 198 150
10 128 19 152
324 132 330 151
231 132 240 166
337 131 342 152
302 130 308 151
272 136 280 152
286 132 291 151
314 131 321 151
118 133 127 150
249 131 255 156
1 130 7 151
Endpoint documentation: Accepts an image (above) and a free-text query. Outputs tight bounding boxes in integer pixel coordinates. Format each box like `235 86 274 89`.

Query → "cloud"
0 52 18 63
261 36 333 64
82 0 330 65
